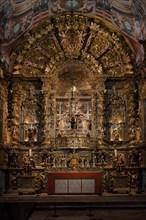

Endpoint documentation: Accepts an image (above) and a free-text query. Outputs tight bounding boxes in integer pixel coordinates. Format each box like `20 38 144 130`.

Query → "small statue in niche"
100 151 107 164
128 170 138 188
48 148 54 166
29 156 35 168
104 170 113 192
82 116 89 130
0 66 3 78
114 153 125 174
58 115 65 130
70 116 77 129
69 154 78 169
97 152 106 164
86 132 90 137
130 126 136 139
41 151 48 165
33 172 46 193
57 132 62 137
130 118 142 142
12 127 17 137
135 126 141 143
117 153 125 165
130 149 141 166
8 150 18 167
10 172 20 189
135 117 142 141
98 127 106 137
112 127 120 141
23 154 35 174
23 154 31 174
27 125 37 141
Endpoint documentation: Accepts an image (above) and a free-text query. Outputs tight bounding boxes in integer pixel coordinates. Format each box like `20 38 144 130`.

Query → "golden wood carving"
0 13 145 194
10 13 134 83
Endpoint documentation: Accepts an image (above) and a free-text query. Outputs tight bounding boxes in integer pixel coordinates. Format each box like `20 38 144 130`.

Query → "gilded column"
11 81 22 148
96 77 107 148
0 81 8 169
139 80 145 141
42 80 51 148
48 88 57 148
0 81 7 144
126 82 136 146
140 82 146 167
91 87 98 141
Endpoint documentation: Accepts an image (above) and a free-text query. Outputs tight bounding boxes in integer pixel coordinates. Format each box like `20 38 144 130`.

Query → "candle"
29 149 32 157
114 149 117 157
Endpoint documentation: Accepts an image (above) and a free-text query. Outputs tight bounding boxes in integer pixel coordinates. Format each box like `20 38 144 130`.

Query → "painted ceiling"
0 0 146 65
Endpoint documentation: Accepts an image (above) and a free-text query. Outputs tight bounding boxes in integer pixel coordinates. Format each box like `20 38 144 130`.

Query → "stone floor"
0 193 146 220
29 210 146 220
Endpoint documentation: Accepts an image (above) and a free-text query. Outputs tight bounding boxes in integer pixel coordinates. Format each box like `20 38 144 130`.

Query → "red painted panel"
48 172 102 194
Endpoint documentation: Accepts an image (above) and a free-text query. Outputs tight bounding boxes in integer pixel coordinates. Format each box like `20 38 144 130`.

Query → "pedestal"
18 175 35 195
112 175 129 193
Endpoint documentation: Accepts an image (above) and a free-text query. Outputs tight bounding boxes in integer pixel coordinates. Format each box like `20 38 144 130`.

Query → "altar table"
48 172 102 194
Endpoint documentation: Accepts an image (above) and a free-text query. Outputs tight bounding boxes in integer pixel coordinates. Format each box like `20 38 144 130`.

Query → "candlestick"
114 149 117 157
29 149 32 157
53 157 56 168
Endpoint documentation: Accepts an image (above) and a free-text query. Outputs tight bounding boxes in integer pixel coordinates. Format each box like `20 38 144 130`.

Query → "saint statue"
27 125 36 141
70 116 77 129
112 127 120 141
58 116 65 130
82 117 89 130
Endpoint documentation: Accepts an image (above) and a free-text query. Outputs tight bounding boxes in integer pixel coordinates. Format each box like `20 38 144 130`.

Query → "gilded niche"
20 83 43 143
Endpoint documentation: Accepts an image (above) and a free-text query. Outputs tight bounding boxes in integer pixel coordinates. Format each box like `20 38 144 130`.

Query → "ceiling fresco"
0 0 146 65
